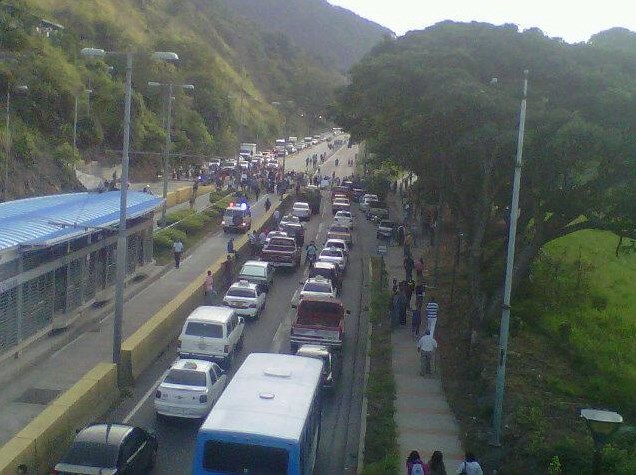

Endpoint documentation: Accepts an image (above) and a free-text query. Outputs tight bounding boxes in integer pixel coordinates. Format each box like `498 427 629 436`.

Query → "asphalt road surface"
110 140 368 475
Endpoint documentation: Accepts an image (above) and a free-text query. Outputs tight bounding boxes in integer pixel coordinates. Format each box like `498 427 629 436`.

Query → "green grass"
516 229 636 413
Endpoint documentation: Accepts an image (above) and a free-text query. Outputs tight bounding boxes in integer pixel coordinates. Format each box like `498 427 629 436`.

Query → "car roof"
242 260 268 268
75 423 134 446
293 202 309 206
313 261 337 270
171 359 216 372
321 247 343 254
306 275 331 284
228 280 258 291
186 306 234 323
296 344 330 358
325 238 346 244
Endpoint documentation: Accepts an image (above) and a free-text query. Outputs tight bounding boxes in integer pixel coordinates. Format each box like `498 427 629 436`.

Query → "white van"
178 306 245 368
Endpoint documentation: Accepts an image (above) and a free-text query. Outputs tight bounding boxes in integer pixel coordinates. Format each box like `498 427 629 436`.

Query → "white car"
324 238 349 256
319 178 330 189
280 214 301 226
318 247 347 271
223 280 267 319
292 276 337 307
334 210 353 229
292 202 311 221
154 359 227 419
360 194 378 211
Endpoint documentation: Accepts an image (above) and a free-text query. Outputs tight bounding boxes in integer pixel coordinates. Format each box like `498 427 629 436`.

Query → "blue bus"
192 353 323 475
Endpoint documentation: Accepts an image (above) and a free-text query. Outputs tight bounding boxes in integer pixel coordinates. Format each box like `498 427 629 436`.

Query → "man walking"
404 254 414 281
172 239 184 269
223 255 233 289
203 270 215 305
417 330 437 376
426 296 439 336
273 209 281 227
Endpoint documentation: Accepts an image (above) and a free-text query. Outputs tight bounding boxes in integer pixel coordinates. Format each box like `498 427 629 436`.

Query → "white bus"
192 353 323 475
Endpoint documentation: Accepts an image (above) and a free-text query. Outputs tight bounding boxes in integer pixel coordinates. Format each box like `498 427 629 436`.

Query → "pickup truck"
290 296 350 352
261 236 301 268
367 201 389 221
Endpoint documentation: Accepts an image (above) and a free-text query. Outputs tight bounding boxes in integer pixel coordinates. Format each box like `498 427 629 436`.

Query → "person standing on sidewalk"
223 255 233 289
203 270 215 305
428 451 447 475
455 452 483 475
417 330 437 376
172 239 184 269
406 450 428 475
426 296 439 336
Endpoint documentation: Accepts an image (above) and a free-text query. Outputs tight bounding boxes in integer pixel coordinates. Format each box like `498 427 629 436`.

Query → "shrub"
175 213 211 234
154 228 188 252
165 209 194 226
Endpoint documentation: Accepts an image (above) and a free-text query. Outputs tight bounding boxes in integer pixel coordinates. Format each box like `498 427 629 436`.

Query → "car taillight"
155 390 162 399
224 345 229 353
199 394 208 403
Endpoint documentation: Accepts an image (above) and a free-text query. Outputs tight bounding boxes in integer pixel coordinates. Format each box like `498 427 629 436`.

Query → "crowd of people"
406 450 483 475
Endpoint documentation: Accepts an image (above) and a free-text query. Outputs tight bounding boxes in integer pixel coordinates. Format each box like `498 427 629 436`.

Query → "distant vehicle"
292 276 337 307
280 213 301 226
351 188 365 202
377 220 397 240
332 198 351 215
155 359 227 419
290 296 349 352
291 201 311 221
222 203 251 233
296 344 340 389
327 224 353 247
309 261 342 294
334 210 353 229
54 424 157 474
221 159 237 171
279 222 305 246
324 238 349 256
360 194 379 211
318 247 347 271
319 177 330 189
265 230 289 244
331 185 352 200
239 142 257 159
304 136 313 146
237 260 275 292
178 306 245 368
223 280 267 319
262 236 302 268
192 353 323 475
367 201 389 221
288 136 298 144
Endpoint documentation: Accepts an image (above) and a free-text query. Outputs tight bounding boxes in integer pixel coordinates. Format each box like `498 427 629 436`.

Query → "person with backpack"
406 450 428 475
428 451 447 475
456 452 483 475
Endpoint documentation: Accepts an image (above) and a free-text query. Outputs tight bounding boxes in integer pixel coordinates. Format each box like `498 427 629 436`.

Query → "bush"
165 209 194 226
154 228 188 252
175 213 211 234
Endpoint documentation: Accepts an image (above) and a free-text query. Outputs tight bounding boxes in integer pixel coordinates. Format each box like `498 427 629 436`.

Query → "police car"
222 201 251 233
222 280 266 319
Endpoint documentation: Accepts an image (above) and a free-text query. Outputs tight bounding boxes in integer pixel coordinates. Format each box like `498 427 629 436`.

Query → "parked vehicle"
237 260 275 292
309 261 342 294
377 219 397 240
291 276 337 307
192 353 323 475
178 306 245 368
331 185 351 200
291 201 311 221
333 210 353 229
279 222 305 246
324 238 349 256
265 230 289 244
331 198 351 215
262 236 302 268
327 224 353 246
223 280 267 319
155 359 227 419
296 344 340 389
318 247 347 272
290 296 349 352
367 201 389 221
360 194 378 211
54 424 157 474
280 213 301 226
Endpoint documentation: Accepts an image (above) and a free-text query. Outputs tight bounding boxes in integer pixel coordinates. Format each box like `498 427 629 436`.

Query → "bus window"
203 441 289 474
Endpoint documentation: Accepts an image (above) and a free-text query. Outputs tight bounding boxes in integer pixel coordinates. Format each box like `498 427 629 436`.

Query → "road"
109 140 370 475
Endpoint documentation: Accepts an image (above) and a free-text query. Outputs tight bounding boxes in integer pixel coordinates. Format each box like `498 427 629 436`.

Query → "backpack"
410 462 426 475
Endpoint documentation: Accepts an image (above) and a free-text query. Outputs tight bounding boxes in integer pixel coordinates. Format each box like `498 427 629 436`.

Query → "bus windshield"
203 441 289 474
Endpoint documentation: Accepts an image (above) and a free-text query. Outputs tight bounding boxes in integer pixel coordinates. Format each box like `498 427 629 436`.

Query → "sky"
327 0 636 43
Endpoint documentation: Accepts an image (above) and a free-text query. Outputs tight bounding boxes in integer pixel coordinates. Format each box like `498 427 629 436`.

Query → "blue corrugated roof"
0 191 163 251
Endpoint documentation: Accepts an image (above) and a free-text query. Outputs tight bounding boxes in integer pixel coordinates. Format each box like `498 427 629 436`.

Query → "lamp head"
581 409 623 448
151 51 179 62
81 48 106 58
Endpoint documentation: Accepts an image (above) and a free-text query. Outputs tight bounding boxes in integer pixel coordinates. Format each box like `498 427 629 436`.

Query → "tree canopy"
335 21 636 321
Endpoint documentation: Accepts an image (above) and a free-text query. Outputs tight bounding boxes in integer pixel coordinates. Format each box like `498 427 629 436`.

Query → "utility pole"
4 89 10 202
492 70 529 446
112 52 134 366
161 84 173 226
73 94 79 151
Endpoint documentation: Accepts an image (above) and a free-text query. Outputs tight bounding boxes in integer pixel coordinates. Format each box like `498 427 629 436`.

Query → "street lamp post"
4 84 28 202
148 81 195 226
80 48 178 368
581 409 623 474
492 70 529 446
272 100 294 175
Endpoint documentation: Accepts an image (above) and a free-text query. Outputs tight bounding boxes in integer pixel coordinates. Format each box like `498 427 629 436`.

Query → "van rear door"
181 321 226 358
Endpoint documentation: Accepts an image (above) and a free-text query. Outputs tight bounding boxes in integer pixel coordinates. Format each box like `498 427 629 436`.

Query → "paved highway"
109 140 370 474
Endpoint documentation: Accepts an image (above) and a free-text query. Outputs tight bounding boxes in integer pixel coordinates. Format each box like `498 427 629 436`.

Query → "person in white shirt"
456 452 483 475
172 239 184 269
416 330 437 375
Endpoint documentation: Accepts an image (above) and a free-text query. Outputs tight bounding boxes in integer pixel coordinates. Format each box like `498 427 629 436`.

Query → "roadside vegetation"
362 257 398 475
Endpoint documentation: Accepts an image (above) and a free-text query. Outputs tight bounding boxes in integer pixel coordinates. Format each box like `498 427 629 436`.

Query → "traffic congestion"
50 135 393 475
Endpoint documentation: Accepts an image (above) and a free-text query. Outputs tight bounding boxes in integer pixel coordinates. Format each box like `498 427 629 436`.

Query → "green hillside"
0 0 342 197
220 0 393 72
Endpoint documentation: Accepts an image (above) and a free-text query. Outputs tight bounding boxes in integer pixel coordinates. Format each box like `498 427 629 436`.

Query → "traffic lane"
312 144 358 180
112 203 326 474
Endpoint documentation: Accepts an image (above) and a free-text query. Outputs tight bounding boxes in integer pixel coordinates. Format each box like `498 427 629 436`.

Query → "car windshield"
304 282 332 293
240 265 265 277
321 249 343 258
330 226 349 233
61 441 119 468
227 288 256 298
185 322 223 338
164 369 207 387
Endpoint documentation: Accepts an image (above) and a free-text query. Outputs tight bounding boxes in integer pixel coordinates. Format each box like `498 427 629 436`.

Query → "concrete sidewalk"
384 199 464 472
0 192 277 446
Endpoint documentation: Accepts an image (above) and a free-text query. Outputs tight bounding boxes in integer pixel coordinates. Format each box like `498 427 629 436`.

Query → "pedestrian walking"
404 232 413 257
265 197 271 211
406 450 428 475
415 281 425 310
411 306 422 337
223 254 233 289
248 231 258 256
417 330 437 376
273 209 281 226
172 239 184 268
456 452 483 475
406 278 415 308
398 282 408 326
415 257 424 279
426 297 439 336
203 270 215 304
397 224 405 246
404 254 414 281
188 193 196 210
227 237 235 254
428 451 447 475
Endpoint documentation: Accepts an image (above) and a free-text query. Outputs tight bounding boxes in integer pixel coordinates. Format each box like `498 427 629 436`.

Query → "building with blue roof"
0 191 162 357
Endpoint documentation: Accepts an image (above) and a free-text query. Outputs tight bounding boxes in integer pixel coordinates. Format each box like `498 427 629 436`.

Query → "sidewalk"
0 192 277 446
384 198 464 472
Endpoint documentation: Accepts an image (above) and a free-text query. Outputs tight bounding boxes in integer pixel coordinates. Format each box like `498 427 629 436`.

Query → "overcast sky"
327 0 636 43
